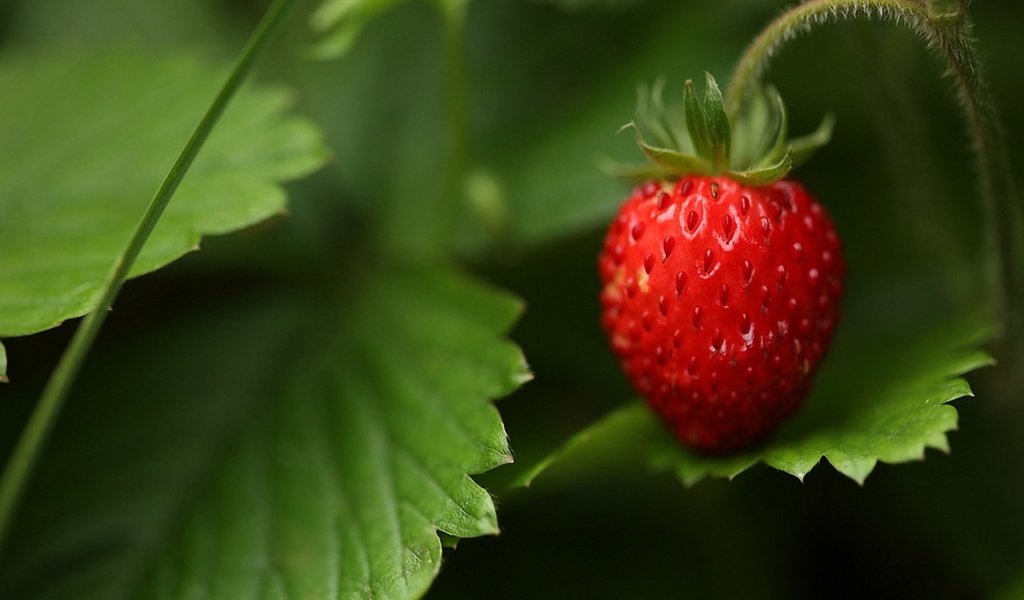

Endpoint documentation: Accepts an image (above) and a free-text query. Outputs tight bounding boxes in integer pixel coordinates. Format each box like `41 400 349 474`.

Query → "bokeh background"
1 0 1022 597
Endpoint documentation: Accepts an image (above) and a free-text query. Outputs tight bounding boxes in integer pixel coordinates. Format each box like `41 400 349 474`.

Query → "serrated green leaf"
0 265 528 599
0 51 327 346
515 314 993 487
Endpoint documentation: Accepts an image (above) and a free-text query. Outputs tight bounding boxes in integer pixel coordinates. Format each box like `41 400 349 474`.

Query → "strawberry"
599 74 844 452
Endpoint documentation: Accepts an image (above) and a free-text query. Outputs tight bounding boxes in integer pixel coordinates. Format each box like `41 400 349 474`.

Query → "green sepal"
633 82 690 153
619 73 834 187
684 80 711 161
790 112 836 168
727 150 793 186
702 72 731 171
758 86 789 168
599 158 674 183
649 79 686 151
638 141 713 176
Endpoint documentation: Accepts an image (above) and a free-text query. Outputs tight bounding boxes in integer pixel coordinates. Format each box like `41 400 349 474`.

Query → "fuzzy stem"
725 0 931 116
0 0 298 551
725 0 1020 355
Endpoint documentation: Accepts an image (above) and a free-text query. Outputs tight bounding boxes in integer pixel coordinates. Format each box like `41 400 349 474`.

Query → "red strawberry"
599 74 843 452
599 176 844 452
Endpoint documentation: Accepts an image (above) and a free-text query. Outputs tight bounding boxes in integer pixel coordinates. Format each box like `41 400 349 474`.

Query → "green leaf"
0 265 529 599
515 313 993 487
532 0 654 9
0 343 6 383
310 0 413 59
0 51 327 342
701 72 731 170
6 0 230 51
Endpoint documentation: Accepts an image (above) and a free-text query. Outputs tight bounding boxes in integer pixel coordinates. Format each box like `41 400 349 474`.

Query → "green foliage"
0 266 528 599
310 0 414 59
1 0 1022 597
516 314 993 486
0 50 327 342
531 0 654 9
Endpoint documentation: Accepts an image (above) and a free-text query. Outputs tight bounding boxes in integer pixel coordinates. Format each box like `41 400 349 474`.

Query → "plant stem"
435 0 470 252
724 0 1020 356
725 0 932 116
0 0 299 550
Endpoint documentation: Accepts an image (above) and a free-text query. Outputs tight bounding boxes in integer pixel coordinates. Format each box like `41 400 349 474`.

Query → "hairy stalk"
0 0 299 549
725 0 932 115
725 0 1020 371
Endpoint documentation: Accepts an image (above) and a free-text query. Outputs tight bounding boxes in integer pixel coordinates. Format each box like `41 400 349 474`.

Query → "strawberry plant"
0 0 1022 597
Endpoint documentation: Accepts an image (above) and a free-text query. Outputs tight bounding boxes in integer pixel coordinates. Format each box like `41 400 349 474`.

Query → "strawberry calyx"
614 73 834 186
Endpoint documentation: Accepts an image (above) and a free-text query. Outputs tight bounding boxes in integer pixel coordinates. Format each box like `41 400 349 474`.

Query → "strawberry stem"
724 0 1023 391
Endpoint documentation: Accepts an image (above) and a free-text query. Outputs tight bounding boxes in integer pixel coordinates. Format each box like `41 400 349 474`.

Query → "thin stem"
435 0 470 251
725 0 931 115
724 0 1019 346
0 0 299 550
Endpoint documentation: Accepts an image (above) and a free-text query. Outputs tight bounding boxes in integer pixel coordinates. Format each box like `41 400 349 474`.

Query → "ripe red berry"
598 175 845 452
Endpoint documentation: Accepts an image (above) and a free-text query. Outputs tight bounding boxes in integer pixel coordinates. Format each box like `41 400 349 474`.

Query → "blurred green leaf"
0 342 6 382
0 265 528 599
514 313 993 487
530 0 655 9
310 0 414 59
3 0 233 51
0 50 327 342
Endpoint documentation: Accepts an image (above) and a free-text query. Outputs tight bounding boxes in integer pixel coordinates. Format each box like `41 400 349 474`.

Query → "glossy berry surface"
598 176 845 452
